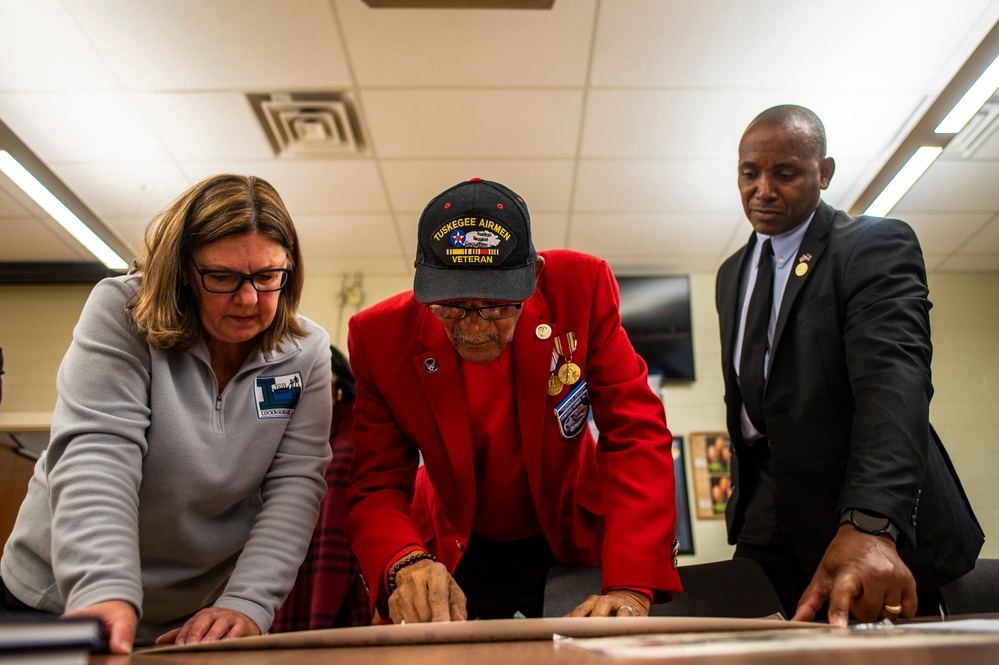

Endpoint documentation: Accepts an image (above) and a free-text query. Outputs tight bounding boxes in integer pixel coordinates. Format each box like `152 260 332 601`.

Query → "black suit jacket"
716 201 983 590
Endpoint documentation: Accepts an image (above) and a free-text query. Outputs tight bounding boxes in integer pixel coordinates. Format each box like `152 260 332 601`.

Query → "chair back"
940 559 999 615
543 558 785 619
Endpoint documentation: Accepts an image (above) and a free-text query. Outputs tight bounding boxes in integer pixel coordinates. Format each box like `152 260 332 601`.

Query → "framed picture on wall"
672 435 694 555
587 418 694 554
689 431 733 519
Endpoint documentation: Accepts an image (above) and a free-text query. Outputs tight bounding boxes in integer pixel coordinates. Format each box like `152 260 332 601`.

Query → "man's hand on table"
388 558 468 623
793 524 917 625
567 589 652 617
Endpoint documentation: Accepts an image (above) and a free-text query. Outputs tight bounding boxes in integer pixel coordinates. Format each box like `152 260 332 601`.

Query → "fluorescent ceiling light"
0 150 128 270
863 146 943 218
935 53 999 134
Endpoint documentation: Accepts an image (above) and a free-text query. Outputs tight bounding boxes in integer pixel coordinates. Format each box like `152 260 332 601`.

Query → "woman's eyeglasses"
195 268 292 294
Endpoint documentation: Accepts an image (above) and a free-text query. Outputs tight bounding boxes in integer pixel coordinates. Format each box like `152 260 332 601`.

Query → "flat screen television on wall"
615 274 695 383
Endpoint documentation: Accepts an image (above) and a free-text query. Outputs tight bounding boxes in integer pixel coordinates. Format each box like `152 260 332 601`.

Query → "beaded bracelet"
386 551 437 593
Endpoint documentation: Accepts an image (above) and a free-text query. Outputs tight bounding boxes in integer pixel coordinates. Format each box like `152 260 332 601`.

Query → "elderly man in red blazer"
344 178 681 624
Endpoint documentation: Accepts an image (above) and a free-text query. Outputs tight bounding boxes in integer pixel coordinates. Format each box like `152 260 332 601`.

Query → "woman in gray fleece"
0 174 333 653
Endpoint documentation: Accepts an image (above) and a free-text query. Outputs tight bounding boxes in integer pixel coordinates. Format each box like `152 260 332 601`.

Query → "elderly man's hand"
388 559 467 623
567 589 652 617
793 524 917 625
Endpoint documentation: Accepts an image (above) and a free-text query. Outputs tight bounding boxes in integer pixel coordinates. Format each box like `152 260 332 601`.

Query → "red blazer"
345 250 681 613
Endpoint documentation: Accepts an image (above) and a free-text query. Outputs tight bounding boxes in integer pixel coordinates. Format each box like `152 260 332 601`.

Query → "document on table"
555 620 999 659
895 619 999 633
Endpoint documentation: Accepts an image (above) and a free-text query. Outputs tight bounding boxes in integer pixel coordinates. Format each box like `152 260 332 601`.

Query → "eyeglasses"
428 303 523 321
195 267 292 294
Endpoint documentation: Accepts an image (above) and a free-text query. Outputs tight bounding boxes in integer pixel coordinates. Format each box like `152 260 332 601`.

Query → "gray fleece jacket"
1 275 332 644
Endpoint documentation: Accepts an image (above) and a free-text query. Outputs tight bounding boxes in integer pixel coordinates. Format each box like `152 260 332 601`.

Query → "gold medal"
795 262 808 277
557 361 581 386
547 373 564 396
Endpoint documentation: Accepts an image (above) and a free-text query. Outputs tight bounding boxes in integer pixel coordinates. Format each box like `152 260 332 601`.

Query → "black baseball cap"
413 178 538 304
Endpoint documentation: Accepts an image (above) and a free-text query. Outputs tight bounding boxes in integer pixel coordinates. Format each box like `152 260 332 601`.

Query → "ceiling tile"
361 90 583 158
582 90 755 160
900 213 994 256
336 0 595 86
530 212 570 252
955 117 999 160
894 161 999 214
295 213 404 260
49 161 193 250
101 216 159 257
0 217 93 262
132 93 274 162
573 159 741 213
380 159 574 212
180 159 389 215
0 92 169 162
958 215 999 253
822 1 999 90
823 159 879 211
0 187 30 218
63 0 351 90
923 254 948 271
580 90 924 164
0 0 120 91
591 0 857 88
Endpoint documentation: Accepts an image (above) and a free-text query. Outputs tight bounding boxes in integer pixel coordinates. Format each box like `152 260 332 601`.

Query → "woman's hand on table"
64 599 138 655
155 607 259 645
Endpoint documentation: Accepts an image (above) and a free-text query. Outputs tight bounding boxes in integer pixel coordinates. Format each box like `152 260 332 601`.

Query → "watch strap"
840 508 900 543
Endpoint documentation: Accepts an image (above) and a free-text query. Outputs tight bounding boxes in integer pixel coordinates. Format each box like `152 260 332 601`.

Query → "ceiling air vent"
946 95 999 159
247 92 367 158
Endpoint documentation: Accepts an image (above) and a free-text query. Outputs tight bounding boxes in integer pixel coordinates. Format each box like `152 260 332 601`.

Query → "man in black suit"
716 104 983 625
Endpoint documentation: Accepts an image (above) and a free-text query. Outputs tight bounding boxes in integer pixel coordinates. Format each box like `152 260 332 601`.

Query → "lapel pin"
795 253 812 277
423 358 438 373
536 324 552 340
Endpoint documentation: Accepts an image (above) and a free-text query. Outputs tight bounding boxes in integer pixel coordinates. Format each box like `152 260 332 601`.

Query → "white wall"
0 285 92 429
1 270 995 561
924 273 999 554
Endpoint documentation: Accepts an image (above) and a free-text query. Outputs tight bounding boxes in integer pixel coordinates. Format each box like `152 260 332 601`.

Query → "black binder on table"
0 615 103 664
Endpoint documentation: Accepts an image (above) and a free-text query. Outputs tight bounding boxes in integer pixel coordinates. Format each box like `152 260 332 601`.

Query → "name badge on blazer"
555 380 589 439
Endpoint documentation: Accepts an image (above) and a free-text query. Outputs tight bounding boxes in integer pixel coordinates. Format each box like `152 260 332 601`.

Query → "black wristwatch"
839 509 899 543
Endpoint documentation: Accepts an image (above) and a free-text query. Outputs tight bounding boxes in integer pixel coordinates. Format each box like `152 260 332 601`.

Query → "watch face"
853 511 890 533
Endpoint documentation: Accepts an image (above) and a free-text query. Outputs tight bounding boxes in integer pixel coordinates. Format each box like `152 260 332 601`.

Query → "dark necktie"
740 239 774 435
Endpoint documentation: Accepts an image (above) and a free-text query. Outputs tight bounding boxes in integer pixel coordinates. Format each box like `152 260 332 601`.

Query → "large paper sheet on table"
556 619 999 659
143 615 810 653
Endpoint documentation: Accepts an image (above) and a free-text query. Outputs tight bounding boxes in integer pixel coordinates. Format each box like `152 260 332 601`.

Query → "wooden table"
89 616 999 665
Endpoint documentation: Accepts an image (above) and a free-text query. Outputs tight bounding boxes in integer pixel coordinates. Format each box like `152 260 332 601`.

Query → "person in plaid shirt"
272 346 370 631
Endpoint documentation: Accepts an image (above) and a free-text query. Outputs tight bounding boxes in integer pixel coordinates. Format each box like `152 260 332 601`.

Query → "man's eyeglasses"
428 303 523 321
195 267 292 294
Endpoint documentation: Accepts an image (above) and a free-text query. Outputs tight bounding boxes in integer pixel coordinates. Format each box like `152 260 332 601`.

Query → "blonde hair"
127 174 306 352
